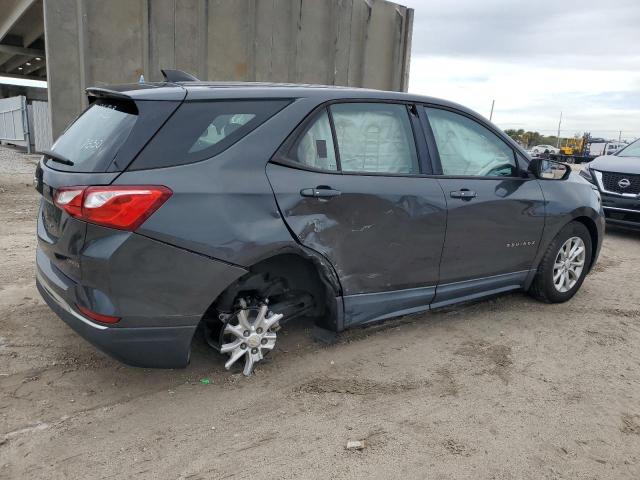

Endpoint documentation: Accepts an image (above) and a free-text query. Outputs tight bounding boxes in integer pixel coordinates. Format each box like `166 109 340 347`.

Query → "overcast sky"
2 1 638 141
402 0 640 141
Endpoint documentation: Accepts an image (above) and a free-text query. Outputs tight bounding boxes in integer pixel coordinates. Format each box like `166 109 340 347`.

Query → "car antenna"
161 69 199 82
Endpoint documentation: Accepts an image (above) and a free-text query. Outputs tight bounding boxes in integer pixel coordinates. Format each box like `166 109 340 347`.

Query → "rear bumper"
36 227 248 368
37 265 196 368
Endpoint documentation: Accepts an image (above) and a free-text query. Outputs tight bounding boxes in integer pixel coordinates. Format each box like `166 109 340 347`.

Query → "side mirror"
529 157 571 180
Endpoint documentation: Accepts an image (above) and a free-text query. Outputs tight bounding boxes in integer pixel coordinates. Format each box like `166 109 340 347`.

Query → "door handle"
450 189 477 199
300 186 341 198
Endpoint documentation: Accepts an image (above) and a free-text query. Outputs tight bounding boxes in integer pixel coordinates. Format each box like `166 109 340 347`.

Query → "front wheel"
529 222 592 303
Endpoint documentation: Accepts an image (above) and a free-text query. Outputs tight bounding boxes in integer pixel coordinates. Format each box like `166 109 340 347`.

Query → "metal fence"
0 95 52 153
32 100 52 152
0 96 29 150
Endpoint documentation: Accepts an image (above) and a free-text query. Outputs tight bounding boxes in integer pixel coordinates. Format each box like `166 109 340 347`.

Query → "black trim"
431 270 530 308
427 174 531 181
326 106 342 171
341 270 533 328
406 103 432 174
270 157 443 178
86 87 133 101
605 218 640 229
417 104 442 174
343 286 435 327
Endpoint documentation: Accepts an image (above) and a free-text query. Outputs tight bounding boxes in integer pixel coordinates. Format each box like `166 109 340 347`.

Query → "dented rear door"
266 101 447 297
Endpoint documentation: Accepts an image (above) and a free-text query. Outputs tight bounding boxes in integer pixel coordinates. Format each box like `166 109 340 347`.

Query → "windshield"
48 99 138 171
618 139 640 157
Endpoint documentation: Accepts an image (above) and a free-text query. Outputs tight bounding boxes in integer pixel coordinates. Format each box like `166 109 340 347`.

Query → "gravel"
1 145 640 479
0 144 40 175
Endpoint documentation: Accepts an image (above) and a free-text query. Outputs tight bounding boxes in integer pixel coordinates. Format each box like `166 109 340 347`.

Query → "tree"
504 129 566 149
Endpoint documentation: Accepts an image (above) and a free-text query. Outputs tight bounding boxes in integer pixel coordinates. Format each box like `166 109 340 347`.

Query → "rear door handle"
300 186 341 198
450 189 477 199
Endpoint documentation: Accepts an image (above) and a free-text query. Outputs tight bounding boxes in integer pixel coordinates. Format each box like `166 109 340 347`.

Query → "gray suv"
36 71 605 375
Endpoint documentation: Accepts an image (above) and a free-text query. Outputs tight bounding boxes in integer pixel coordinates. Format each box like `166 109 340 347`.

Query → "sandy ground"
1 145 639 479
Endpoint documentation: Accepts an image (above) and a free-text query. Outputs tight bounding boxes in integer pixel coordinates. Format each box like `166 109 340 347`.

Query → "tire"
529 221 592 303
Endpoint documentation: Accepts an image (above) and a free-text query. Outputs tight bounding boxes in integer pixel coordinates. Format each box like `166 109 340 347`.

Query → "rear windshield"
129 99 290 170
47 99 137 172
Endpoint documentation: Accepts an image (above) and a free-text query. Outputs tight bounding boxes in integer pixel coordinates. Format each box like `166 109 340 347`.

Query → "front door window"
426 107 517 177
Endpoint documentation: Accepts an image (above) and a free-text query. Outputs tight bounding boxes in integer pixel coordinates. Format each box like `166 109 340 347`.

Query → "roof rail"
161 69 199 82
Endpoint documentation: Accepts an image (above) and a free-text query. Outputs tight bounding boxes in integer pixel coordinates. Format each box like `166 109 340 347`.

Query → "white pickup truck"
587 141 627 157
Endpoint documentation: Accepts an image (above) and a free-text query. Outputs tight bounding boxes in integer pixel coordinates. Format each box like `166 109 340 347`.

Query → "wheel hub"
220 300 283 376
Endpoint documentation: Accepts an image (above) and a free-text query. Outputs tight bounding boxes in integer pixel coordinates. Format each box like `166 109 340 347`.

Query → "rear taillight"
54 188 84 217
76 304 121 324
54 185 172 231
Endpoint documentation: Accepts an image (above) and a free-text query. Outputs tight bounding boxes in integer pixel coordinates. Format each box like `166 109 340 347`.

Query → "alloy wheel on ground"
220 299 282 376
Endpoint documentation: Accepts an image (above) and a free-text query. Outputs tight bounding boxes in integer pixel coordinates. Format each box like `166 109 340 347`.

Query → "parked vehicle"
586 141 627 158
580 138 640 228
530 144 560 155
35 71 604 375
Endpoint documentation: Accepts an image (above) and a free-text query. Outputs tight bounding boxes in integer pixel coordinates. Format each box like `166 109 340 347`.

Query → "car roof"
86 80 529 159
86 81 474 114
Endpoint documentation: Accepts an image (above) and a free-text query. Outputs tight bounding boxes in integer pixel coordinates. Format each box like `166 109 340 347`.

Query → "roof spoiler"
85 83 187 102
161 69 199 82
86 87 131 100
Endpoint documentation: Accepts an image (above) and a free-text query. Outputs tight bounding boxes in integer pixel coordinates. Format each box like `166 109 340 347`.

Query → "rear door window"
280 102 420 175
47 99 137 172
330 103 419 174
130 100 290 170
290 110 338 171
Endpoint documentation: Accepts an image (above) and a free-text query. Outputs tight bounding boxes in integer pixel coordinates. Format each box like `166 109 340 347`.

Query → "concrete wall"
43 0 413 138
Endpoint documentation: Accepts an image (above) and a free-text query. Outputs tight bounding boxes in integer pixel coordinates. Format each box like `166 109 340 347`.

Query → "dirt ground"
1 145 639 479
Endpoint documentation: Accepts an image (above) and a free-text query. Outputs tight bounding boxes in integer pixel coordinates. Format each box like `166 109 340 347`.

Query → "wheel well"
572 216 599 269
243 254 330 315
201 253 339 333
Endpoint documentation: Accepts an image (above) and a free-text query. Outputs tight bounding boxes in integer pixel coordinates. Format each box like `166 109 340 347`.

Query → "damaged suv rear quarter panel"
80 225 247 328
123 95 326 267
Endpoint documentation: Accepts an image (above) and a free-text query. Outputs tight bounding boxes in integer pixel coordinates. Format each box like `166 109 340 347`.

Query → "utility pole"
619 130 622 142
489 99 495 121
556 112 562 148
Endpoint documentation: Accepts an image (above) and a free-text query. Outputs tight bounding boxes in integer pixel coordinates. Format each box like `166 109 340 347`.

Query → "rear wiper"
42 149 74 166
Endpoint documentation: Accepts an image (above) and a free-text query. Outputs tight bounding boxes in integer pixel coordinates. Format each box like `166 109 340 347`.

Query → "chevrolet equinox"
35 70 605 375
